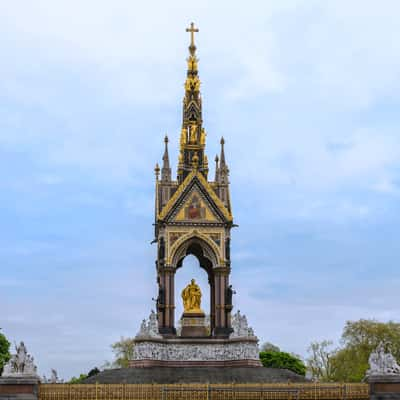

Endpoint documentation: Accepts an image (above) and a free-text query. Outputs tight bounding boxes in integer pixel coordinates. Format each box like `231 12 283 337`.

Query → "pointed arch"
169 230 221 270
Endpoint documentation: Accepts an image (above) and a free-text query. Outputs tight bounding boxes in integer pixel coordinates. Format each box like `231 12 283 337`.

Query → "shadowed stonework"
83 367 307 384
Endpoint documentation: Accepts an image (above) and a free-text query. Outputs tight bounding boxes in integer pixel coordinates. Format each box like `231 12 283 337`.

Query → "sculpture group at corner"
367 341 400 376
2 342 38 378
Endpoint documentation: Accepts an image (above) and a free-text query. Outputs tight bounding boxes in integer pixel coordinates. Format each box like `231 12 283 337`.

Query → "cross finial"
186 22 199 55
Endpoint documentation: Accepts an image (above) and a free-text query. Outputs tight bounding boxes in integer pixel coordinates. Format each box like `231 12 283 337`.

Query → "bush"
260 351 306 376
0 330 11 375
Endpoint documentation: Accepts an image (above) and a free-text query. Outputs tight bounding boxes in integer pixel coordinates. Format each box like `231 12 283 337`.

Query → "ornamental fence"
39 383 369 400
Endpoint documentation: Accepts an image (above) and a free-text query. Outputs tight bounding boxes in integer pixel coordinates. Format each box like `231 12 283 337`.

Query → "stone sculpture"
42 369 61 383
2 341 38 377
230 310 256 338
135 310 161 339
366 341 400 376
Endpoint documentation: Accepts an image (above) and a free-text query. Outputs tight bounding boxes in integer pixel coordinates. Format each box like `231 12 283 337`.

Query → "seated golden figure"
181 279 203 313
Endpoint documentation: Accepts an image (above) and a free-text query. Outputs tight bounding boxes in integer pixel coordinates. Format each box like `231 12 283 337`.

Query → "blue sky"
1 0 400 379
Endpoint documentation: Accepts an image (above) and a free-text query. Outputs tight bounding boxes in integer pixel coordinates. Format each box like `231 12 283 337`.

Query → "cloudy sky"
1 0 400 379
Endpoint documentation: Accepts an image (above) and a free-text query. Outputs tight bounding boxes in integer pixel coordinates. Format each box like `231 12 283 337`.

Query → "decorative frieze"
133 339 260 362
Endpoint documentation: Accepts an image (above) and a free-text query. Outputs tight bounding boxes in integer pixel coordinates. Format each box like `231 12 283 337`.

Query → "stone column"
212 266 230 337
209 276 215 334
158 265 176 336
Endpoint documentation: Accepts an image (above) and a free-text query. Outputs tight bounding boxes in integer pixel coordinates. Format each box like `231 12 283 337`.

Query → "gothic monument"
128 23 261 368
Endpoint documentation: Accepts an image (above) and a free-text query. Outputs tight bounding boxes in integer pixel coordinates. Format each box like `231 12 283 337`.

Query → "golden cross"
186 22 199 47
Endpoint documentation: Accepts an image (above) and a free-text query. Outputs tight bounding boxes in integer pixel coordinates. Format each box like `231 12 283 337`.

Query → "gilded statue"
185 76 200 91
189 124 197 143
181 279 202 313
200 128 206 145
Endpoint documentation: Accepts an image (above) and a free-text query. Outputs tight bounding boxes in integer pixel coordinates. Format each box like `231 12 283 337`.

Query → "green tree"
260 342 281 353
260 351 306 376
111 337 135 368
68 367 100 383
69 374 88 384
87 367 100 377
331 319 400 382
0 329 11 375
306 340 337 381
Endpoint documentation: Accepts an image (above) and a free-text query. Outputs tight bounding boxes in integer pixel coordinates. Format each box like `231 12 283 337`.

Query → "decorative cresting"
154 23 233 338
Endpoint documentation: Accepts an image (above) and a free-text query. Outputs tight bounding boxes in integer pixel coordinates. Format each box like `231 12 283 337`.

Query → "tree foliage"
260 350 306 376
307 340 337 382
111 337 135 368
260 342 281 353
332 319 400 382
0 329 11 375
69 374 88 384
307 319 400 382
68 367 100 383
87 367 100 377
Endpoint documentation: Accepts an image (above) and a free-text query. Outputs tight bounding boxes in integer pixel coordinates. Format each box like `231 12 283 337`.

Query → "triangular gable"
158 170 232 223
172 187 219 222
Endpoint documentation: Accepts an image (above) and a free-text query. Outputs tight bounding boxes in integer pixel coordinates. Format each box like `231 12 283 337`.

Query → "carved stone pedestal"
180 312 208 338
367 375 400 400
0 377 40 400
129 336 261 368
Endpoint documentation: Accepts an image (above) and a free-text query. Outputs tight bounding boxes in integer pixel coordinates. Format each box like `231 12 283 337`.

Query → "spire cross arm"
186 22 199 48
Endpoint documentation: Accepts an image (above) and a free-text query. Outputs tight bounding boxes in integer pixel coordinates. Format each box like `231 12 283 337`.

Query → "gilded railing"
39 383 369 400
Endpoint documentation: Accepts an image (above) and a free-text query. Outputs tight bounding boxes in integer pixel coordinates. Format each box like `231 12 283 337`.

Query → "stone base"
83 366 309 384
180 312 208 338
0 377 40 400
131 336 261 368
367 375 400 400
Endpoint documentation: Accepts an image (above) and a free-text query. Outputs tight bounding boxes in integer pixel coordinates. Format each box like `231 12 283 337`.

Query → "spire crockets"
178 22 208 183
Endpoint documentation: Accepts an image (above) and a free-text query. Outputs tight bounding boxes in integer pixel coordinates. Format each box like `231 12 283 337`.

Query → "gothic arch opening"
170 235 219 270
175 255 210 332
169 235 219 335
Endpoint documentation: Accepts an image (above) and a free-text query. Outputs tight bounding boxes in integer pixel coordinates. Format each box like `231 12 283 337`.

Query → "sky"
1 0 400 380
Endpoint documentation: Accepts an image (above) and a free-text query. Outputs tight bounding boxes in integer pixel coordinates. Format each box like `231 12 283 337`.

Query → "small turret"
214 155 220 182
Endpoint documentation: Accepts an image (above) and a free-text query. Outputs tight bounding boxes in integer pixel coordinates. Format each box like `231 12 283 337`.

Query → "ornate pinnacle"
162 134 171 181
154 163 160 180
220 137 226 165
186 22 199 56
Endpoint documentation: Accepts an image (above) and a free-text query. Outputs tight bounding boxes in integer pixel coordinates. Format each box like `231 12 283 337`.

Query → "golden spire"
186 22 199 56
178 23 208 183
